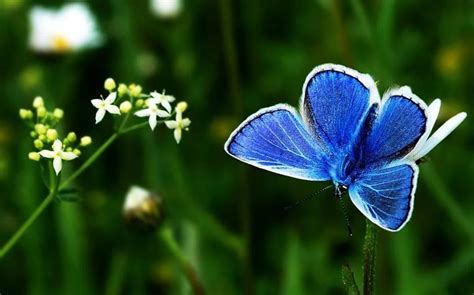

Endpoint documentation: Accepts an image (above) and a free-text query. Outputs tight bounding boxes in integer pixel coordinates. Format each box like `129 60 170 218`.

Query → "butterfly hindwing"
300 64 380 156
361 87 428 166
349 163 417 231
224 104 330 181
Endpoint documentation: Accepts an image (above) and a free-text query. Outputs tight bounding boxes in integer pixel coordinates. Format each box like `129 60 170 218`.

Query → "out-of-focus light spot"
150 0 182 19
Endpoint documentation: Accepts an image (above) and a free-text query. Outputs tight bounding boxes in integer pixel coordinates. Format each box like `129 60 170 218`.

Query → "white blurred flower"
38 139 78 175
91 92 121 124
123 186 152 212
135 103 170 131
29 3 102 53
149 91 175 113
165 110 191 143
406 99 467 161
150 0 182 18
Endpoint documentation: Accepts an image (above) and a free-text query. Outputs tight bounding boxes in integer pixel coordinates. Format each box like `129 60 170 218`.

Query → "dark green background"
0 0 473 294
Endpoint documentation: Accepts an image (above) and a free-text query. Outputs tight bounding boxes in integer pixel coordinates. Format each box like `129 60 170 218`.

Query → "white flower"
91 92 121 124
165 111 191 143
150 0 182 18
29 3 102 53
134 103 170 131
406 99 467 161
149 91 175 113
38 139 78 175
123 186 152 212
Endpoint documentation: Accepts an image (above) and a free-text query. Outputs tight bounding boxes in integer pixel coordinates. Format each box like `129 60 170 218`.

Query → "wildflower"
129 84 142 97
176 101 188 113
406 98 467 161
149 91 175 113
91 92 120 124
150 0 182 18
117 83 128 96
123 185 164 231
28 152 41 161
134 104 170 131
165 110 191 143
29 3 102 54
38 139 78 175
80 136 92 146
33 96 44 108
53 108 64 119
120 101 133 114
104 78 116 92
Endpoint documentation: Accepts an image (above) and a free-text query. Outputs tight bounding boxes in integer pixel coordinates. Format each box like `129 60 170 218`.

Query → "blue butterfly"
224 64 466 231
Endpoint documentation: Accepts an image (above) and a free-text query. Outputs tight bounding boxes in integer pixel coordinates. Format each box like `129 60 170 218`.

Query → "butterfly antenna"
284 184 332 211
335 185 353 237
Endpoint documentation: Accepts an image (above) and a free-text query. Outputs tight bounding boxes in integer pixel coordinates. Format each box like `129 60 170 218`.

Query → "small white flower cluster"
29 3 102 54
91 78 191 143
20 97 92 175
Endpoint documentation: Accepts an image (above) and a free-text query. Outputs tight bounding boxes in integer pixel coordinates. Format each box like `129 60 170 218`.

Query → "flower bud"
176 101 188 113
37 107 47 118
30 131 37 138
120 101 133 114
80 136 92 146
73 148 81 156
135 99 144 108
66 147 73 152
19 109 33 120
104 78 116 92
53 108 64 119
118 83 128 96
32 96 44 108
38 134 46 142
123 186 164 232
67 132 77 143
129 84 142 97
35 124 47 135
33 139 43 149
46 129 58 141
28 152 41 161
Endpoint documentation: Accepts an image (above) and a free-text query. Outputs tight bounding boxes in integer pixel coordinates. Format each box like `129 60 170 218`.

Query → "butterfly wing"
361 87 429 167
300 64 380 158
224 104 330 181
349 163 417 231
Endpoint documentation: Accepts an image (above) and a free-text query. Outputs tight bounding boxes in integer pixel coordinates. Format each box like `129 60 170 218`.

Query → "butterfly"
224 64 467 232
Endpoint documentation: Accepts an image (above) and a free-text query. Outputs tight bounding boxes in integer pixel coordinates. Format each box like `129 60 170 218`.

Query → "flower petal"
52 139 63 152
415 112 467 159
106 104 121 115
105 92 117 104
134 109 151 117
149 114 157 130
53 157 62 175
156 109 170 118
91 99 103 108
174 128 182 143
181 118 191 128
95 108 106 124
38 150 55 158
164 95 175 102
61 152 78 161
161 100 172 113
165 120 178 129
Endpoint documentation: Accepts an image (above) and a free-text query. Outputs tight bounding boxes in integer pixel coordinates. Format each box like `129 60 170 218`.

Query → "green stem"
159 227 206 295
363 220 378 295
342 264 360 295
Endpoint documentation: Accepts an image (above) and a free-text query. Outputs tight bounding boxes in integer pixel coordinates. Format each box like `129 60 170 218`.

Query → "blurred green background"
0 0 473 294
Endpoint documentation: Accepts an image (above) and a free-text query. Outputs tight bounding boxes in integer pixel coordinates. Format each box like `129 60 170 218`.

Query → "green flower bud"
66 147 73 152
53 108 64 119
120 101 132 114
176 101 188 113
33 96 44 108
135 99 144 108
38 135 46 142
37 107 47 118
129 84 142 97
19 109 33 120
67 132 77 143
46 129 58 141
34 139 43 149
30 131 37 138
118 83 128 96
35 124 47 135
73 148 81 156
28 152 41 161
104 78 116 92
80 136 92 147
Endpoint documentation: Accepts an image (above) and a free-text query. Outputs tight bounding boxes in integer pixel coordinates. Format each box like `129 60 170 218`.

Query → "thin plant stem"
342 264 360 295
159 227 206 295
363 220 378 295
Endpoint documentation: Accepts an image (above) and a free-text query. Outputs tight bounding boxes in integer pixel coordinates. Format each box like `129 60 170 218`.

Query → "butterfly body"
225 64 466 232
